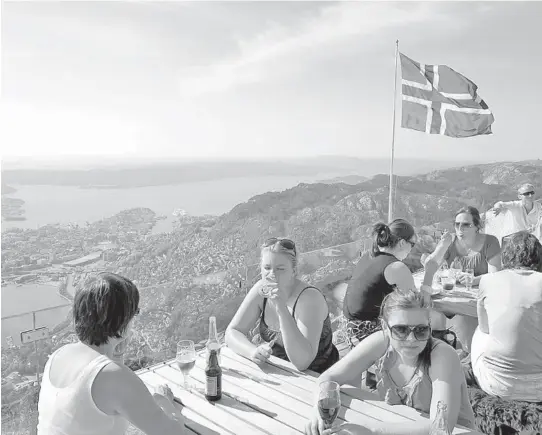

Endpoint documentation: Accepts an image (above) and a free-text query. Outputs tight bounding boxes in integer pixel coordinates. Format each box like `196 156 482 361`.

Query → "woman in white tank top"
37 272 188 435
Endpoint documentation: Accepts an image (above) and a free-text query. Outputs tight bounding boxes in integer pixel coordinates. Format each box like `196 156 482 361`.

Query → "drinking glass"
464 269 474 291
176 340 196 389
450 261 462 283
260 276 276 298
442 276 455 292
317 381 341 429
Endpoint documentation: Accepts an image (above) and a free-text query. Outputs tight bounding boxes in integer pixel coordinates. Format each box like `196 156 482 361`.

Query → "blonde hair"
380 289 434 369
260 239 298 270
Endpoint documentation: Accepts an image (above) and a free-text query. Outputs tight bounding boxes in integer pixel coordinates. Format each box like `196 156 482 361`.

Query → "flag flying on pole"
400 53 494 138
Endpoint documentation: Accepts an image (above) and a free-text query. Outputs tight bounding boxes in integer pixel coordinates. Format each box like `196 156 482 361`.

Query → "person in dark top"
343 220 418 347
226 237 339 373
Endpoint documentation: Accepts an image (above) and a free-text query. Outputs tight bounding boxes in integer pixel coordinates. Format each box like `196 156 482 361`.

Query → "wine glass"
176 340 196 389
450 259 462 283
317 381 341 430
464 268 474 292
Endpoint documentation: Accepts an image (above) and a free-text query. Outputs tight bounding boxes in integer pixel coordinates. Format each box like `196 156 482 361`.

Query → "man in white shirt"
493 183 542 240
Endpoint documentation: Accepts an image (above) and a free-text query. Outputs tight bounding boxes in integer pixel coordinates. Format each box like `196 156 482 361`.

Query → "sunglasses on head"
263 237 297 255
454 222 473 230
389 324 431 341
520 191 535 197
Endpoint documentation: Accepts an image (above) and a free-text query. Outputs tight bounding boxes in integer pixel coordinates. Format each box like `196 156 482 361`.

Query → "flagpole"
388 40 399 223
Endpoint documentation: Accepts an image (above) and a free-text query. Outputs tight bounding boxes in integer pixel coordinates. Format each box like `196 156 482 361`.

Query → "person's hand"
439 231 454 247
492 203 505 216
266 286 288 314
154 384 174 403
323 422 374 435
304 410 325 435
259 277 279 298
250 339 275 364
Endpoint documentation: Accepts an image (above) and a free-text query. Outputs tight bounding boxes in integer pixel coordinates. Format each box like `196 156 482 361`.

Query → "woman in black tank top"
343 220 418 347
226 238 339 373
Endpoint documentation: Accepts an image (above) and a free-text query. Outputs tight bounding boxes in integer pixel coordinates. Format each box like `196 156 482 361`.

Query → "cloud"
177 2 445 98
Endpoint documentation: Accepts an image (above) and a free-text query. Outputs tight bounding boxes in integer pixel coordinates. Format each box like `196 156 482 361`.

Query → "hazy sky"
2 1 541 162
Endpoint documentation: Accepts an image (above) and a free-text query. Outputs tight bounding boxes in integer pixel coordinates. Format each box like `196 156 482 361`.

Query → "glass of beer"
442 276 455 292
317 381 341 429
176 340 196 389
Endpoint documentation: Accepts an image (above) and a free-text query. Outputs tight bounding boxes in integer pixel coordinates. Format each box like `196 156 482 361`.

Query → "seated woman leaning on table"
226 237 339 373
423 206 501 287
305 289 475 435
470 231 542 403
421 206 502 353
37 273 187 435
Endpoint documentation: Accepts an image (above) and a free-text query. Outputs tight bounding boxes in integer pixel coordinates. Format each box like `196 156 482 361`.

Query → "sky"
1 1 542 163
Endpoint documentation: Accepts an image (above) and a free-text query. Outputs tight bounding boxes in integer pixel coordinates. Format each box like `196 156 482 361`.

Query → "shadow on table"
222 367 280 386
189 385 278 419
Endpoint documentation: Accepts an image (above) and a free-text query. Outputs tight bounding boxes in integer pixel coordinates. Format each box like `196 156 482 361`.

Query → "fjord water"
2 173 345 232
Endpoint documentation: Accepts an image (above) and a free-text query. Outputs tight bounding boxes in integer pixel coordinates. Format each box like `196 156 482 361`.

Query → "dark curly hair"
73 272 140 346
372 219 415 257
501 231 542 272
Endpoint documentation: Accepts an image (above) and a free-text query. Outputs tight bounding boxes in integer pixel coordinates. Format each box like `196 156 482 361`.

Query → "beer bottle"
205 348 222 401
206 316 221 363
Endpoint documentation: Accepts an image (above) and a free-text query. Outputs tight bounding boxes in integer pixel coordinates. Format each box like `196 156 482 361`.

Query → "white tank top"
37 347 129 435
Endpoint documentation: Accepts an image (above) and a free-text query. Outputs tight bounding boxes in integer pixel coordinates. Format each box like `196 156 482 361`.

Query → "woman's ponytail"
372 223 393 256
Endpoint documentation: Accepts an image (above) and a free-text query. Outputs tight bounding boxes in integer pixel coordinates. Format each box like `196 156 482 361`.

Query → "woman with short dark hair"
37 273 187 435
472 232 542 402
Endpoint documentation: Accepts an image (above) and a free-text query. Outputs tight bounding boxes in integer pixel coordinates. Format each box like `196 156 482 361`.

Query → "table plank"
154 362 298 434
139 369 236 435
191 357 309 433
223 348 427 424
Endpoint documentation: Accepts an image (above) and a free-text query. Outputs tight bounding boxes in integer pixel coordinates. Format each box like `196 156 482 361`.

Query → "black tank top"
343 252 399 321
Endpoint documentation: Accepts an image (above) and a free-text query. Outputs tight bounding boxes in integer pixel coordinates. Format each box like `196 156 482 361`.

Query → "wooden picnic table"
413 272 478 318
137 346 482 435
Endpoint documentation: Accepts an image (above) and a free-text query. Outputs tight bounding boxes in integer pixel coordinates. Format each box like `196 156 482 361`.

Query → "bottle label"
206 376 218 396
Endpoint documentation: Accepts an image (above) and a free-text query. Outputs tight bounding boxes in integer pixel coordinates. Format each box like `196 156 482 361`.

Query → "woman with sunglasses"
226 237 339 373
343 220 418 348
422 206 501 352
305 289 475 435
37 273 187 435
424 206 501 288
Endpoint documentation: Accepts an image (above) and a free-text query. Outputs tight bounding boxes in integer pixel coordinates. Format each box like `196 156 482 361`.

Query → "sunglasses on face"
520 191 535 197
263 237 297 255
404 239 416 248
454 222 473 230
389 324 431 341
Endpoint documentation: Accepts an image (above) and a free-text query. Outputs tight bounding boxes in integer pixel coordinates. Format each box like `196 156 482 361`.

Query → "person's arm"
486 235 502 274
493 200 521 215
225 280 265 360
384 262 416 291
477 276 489 334
424 232 453 271
305 332 388 435
95 364 187 435
271 288 328 371
318 330 387 386
324 345 465 435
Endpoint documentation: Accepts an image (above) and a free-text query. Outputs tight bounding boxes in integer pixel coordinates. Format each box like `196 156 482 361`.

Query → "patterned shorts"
345 319 382 349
